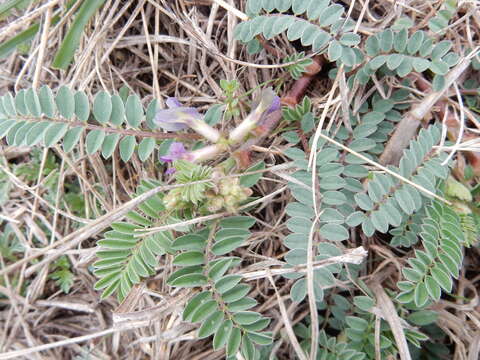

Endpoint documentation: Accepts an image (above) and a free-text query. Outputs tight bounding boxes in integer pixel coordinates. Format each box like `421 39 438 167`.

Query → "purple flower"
159 142 188 163
257 91 281 131
154 97 203 131
154 97 221 143
164 167 177 175
229 88 281 143
166 97 182 108
266 94 281 115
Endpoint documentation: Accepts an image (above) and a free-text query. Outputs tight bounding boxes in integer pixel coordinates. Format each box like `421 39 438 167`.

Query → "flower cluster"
155 97 220 143
155 88 280 199
155 88 281 167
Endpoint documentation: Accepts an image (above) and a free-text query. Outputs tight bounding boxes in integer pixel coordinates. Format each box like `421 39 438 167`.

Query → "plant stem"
13 114 202 140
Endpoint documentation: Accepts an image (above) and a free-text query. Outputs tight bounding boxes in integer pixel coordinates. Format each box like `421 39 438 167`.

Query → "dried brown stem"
370 279 412 360
380 56 473 165
405 72 480 176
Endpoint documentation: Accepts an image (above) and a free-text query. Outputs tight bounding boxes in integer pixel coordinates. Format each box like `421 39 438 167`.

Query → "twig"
307 213 322 360
211 0 248 21
241 247 367 280
32 4 53 89
0 0 61 41
266 272 308 360
442 82 466 165
370 281 412 360
308 66 342 215
0 183 177 278
0 319 158 360
380 49 479 165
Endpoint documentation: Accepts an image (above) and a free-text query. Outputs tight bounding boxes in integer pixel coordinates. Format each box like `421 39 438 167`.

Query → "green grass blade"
0 0 34 19
0 8 64 60
51 0 106 70
0 23 39 59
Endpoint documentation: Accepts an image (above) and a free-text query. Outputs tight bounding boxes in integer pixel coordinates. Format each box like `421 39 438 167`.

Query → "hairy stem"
13 114 202 140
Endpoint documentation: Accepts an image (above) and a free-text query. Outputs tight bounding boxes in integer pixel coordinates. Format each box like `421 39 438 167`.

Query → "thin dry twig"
370 280 412 360
266 272 308 360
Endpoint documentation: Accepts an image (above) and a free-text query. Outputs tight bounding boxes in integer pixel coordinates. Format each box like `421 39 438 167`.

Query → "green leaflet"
44 123 69 147
25 88 41 117
55 86 75 119
38 86 55 117
137 138 155 162
119 135 136 162
125 94 143 128
74 91 90 121
93 91 112 124
101 133 120 159
85 129 105 154
93 182 171 301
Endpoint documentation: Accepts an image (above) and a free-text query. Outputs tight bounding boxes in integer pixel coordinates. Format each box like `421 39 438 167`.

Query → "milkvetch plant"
1 0 479 359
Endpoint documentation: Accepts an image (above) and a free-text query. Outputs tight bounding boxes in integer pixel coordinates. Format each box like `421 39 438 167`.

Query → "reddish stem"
281 56 324 107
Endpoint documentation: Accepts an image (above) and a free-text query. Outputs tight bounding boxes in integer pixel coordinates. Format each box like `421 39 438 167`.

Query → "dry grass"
1 1 480 359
